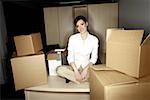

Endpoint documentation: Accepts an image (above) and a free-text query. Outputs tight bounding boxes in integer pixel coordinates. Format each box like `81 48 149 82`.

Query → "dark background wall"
119 0 150 35
3 2 46 54
1 2 46 99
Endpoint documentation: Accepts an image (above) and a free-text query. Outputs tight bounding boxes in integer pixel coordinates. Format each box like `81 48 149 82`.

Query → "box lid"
106 29 144 45
91 65 138 86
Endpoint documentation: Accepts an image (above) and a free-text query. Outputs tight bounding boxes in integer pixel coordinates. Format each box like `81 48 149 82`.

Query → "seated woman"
56 15 99 84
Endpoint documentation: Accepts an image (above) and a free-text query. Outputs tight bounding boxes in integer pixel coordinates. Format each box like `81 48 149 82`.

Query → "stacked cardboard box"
14 33 43 56
10 33 48 90
11 33 90 100
90 29 150 100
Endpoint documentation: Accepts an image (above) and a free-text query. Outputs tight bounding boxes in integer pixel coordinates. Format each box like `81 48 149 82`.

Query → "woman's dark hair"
74 15 87 26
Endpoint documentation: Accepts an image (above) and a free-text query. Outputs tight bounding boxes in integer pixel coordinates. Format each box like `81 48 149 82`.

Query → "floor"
1 59 25 100
1 82 25 100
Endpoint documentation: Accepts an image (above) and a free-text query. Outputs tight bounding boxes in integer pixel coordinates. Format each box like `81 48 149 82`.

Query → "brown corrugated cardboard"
10 53 48 90
14 33 43 56
106 29 150 78
25 76 90 100
90 64 150 100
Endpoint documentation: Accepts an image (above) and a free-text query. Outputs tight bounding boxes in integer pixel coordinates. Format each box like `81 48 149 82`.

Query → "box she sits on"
25 76 90 100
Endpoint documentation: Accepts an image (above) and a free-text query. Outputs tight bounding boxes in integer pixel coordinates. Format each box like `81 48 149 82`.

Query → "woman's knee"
56 65 68 75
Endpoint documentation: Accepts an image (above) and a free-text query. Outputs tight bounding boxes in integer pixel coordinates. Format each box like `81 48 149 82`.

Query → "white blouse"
67 33 99 69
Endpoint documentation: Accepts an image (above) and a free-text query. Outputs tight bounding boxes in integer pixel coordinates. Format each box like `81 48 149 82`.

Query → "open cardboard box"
47 52 62 75
106 29 150 78
10 52 48 90
90 64 150 100
14 33 43 56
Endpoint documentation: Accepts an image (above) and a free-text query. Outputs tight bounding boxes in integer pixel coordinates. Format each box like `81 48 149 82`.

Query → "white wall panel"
58 6 73 48
44 7 60 45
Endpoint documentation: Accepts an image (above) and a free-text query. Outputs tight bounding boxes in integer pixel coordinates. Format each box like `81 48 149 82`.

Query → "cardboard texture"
47 53 62 75
14 33 43 56
90 65 150 100
10 53 48 90
25 76 90 100
106 29 150 78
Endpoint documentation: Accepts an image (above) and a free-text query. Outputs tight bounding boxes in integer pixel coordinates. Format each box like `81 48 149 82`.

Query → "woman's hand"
74 70 82 82
81 68 88 81
70 62 82 83
81 62 93 81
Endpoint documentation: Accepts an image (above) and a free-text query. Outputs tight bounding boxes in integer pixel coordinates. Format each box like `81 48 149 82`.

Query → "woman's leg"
56 65 80 84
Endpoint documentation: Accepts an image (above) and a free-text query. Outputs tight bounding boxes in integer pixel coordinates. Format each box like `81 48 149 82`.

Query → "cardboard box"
90 64 150 100
106 29 150 78
10 53 48 90
25 76 90 100
47 52 62 75
14 33 43 56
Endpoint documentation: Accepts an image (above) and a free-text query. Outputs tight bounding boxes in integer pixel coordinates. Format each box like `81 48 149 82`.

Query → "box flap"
106 29 144 45
32 33 43 52
91 67 138 86
142 34 150 46
106 29 147 78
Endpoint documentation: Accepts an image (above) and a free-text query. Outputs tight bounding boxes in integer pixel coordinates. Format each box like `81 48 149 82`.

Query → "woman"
56 15 99 84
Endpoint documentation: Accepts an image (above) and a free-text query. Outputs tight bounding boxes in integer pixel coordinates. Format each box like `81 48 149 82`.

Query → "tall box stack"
106 29 150 78
11 33 48 90
90 29 150 100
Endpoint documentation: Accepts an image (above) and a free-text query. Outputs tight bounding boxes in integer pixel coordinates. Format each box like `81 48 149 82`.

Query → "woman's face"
76 19 88 34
